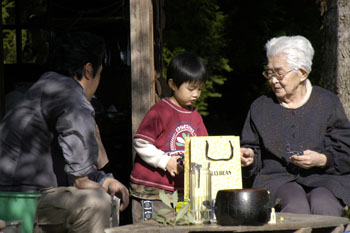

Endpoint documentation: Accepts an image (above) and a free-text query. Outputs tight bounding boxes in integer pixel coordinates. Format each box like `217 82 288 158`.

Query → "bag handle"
205 140 234 161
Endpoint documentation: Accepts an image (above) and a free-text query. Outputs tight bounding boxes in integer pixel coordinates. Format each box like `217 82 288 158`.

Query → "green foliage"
2 0 31 64
1 0 14 23
2 29 16 64
345 205 350 219
159 190 172 209
154 190 195 226
163 0 232 116
2 0 16 64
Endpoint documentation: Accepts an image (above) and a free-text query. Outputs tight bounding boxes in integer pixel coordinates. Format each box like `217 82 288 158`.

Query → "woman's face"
266 53 306 102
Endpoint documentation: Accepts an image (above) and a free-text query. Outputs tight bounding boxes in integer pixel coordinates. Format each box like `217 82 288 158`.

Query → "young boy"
129 52 209 223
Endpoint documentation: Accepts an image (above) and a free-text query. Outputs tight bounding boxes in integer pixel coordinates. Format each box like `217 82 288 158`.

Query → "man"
0 32 129 233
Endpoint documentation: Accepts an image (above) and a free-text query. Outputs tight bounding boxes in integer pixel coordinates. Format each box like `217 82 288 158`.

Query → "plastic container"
0 192 40 233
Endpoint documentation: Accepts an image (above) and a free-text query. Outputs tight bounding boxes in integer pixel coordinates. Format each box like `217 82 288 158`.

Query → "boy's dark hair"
48 32 106 80
167 52 207 87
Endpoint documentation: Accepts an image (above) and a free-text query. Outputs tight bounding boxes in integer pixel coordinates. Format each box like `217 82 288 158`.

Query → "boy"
130 52 209 223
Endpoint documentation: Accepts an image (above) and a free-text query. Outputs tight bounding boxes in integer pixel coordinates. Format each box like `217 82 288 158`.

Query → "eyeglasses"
262 69 295 81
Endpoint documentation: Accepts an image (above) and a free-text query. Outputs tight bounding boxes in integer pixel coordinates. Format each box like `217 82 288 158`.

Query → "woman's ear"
298 67 309 82
168 79 177 91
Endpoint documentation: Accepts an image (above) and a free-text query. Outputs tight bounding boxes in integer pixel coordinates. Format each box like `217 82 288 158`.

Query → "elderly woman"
240 35 350 216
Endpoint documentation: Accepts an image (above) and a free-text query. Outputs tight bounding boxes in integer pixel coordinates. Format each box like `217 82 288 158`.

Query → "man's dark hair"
49 32 106 80
166 52 208 87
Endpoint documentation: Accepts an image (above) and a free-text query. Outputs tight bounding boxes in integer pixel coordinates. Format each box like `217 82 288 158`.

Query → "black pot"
215 188 272 226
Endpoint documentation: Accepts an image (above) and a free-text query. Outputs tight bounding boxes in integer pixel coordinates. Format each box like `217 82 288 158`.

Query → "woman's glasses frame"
262 69 296 81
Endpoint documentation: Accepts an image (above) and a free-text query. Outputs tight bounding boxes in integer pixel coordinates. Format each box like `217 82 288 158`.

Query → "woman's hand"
289 149 327 169
240 147 254 167
166 155 184 177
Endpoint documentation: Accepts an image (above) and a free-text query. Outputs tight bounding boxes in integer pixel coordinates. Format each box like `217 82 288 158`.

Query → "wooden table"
104 213 350 233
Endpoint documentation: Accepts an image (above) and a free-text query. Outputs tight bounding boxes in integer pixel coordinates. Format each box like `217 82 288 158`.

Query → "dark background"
203 0 322 136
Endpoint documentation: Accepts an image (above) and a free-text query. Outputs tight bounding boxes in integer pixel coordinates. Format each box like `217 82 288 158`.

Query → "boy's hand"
166 155 184 177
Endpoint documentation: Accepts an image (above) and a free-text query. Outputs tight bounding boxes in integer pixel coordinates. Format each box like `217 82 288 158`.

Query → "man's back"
0 72 97 192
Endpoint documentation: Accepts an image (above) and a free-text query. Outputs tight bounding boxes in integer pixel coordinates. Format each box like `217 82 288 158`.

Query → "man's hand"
103 178 130 211
73 176 102 189
240 147 254 167
166 155 184 177
289 149 327 169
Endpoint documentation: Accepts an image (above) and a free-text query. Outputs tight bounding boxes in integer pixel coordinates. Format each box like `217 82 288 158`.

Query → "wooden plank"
294 227 311 233
105 213 350 233
0 3 5 119
344 223 350 232
129 0 155 163
330 224 344 233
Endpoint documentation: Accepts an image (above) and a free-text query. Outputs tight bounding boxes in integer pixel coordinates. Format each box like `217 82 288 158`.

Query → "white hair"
265 35 314 73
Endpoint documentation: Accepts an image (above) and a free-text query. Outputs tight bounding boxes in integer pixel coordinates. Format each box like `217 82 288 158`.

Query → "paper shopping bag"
184 136 242 200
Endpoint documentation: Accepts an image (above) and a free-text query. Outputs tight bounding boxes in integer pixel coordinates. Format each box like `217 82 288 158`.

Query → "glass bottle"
190 162 212 224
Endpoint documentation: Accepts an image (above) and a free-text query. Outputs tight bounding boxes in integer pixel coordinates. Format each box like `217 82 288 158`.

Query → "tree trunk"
322 0 350 118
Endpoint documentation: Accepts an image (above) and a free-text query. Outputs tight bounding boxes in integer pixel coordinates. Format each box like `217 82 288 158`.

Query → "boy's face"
170 80 204 108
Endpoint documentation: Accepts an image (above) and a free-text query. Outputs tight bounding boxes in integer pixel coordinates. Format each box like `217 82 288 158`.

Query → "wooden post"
0 2 5 119
130 0 155 162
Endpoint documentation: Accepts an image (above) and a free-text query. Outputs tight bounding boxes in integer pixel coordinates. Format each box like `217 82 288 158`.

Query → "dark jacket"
241 85 350 205
0 72 101 192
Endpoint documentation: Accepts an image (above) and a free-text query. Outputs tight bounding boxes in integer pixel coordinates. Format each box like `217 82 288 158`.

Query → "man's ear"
83 63 94 80
168 79 177 91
